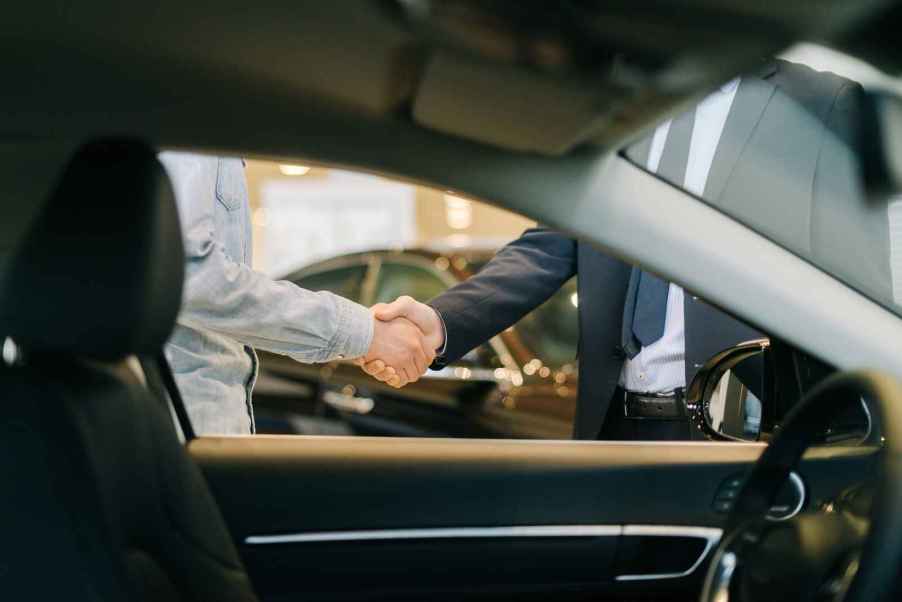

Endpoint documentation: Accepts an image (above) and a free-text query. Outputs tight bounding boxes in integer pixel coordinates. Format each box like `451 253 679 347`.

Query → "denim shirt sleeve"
158 152 374 362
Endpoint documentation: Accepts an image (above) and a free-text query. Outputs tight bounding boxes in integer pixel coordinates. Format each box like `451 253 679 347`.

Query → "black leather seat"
0 141 258 601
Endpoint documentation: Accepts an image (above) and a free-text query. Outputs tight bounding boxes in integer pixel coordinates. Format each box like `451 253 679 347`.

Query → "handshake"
356 296 445 387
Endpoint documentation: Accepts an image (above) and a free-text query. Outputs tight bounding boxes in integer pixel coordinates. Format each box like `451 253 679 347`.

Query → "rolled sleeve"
179 243 375 363
324 295 374 360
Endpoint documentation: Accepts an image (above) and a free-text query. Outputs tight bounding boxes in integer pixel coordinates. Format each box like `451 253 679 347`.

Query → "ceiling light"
444 194 473 230
2 338 18 366
278 164 311 176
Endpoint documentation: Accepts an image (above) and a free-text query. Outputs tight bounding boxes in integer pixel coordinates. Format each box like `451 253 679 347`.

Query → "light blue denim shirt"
159 152 374 435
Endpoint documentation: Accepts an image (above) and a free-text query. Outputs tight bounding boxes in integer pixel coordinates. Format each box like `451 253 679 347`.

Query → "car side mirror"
686 339 773 442
687 339 877 445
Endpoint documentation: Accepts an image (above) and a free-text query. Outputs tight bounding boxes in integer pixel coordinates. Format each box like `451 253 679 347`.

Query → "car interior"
5 2 902 601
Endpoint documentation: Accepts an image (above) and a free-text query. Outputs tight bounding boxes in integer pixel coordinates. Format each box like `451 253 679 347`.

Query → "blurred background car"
253 246 579 438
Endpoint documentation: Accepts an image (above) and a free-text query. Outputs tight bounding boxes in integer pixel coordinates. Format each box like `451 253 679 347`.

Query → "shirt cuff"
326 295 374 360
432 306 448 362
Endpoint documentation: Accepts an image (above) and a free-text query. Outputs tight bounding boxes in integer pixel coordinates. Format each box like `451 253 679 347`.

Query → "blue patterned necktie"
621 107 696 358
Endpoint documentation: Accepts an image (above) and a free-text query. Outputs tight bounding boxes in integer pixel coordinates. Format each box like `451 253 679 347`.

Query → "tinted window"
629 60 900 317
296 265 367 303
373 262 448 304
513 277 579 368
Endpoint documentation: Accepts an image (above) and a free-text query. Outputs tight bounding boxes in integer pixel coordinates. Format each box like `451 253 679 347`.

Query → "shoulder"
157 151 219 177
772 58 855 91
769 59 860 120
157 152 220 207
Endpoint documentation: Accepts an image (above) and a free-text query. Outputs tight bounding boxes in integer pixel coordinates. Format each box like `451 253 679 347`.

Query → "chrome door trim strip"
245 524 723 581
615 525 723 582
244 524 623 545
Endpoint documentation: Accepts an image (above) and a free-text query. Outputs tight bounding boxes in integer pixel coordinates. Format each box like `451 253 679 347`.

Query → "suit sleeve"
429 228 578 365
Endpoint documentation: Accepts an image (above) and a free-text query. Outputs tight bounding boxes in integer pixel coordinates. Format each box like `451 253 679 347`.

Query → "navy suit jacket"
429 60 865 439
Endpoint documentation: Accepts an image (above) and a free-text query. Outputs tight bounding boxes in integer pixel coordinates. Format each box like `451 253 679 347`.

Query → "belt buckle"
624 390 684 420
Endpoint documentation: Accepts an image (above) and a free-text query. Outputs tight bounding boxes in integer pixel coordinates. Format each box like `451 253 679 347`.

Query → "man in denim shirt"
160 152 433 435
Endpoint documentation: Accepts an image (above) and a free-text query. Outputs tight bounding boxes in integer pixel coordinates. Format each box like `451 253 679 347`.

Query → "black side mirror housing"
686 338 773 442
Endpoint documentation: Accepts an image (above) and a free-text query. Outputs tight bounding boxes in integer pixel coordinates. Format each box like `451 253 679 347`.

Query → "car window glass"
625 54 900 319
375 261 502 369
296 265 367 303
508 278 579 369
373 262 448 305
211 155 799 443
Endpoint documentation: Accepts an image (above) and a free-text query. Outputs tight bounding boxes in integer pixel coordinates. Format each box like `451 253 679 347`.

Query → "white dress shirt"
619 78 741 393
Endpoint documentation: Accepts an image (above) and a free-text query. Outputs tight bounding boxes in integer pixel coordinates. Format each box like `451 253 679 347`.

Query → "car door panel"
191 437 876 601
245 536 622 601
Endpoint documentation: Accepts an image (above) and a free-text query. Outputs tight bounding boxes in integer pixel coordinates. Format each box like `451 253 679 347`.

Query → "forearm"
179 245 373 362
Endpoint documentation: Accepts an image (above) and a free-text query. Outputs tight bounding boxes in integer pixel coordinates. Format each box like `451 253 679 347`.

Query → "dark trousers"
597 389 692 441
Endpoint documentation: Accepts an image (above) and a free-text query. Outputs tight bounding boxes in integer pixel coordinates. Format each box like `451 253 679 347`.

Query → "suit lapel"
704 70 777 201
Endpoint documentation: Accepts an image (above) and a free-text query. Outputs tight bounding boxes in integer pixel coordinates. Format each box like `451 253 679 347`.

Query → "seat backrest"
0 141 257 601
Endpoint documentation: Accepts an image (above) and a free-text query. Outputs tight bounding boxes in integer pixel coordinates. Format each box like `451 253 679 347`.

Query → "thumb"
373 296 412 321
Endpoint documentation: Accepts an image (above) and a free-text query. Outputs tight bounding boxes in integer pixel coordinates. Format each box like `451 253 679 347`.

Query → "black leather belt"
620 387 687 420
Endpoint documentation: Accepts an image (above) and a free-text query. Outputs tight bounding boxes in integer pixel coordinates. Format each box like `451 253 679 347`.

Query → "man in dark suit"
361 59 871 440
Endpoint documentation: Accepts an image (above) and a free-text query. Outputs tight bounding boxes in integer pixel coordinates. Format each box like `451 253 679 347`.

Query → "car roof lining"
2 1 896 157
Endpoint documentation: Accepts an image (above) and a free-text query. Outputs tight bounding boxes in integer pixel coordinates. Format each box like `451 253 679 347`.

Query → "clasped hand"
355 296 444 388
